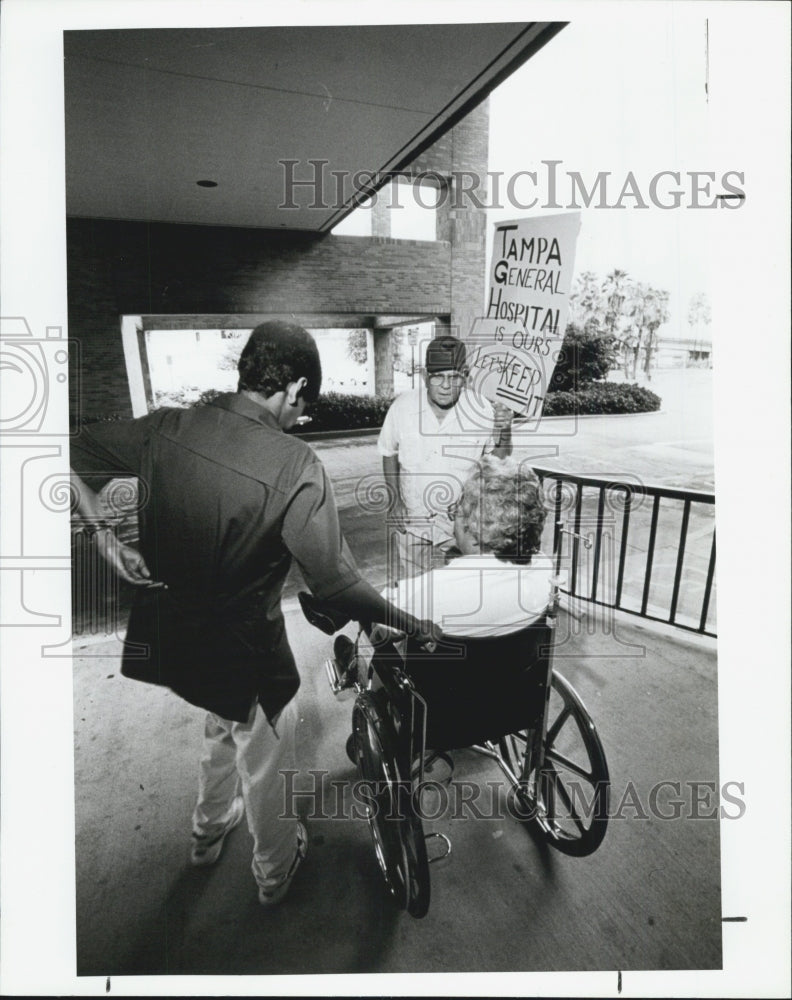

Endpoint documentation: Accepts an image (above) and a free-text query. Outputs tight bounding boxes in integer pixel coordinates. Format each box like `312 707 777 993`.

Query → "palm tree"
687 292 712 365
687 292 711 331
642 288 671 381
570 271 605 331
601 269 630 338
615 279 646 380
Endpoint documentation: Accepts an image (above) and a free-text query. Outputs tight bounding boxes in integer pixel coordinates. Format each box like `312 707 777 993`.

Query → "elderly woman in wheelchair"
299 456 609 918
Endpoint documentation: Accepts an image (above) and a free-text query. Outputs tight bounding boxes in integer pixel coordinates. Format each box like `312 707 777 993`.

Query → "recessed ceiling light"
196 179 218 188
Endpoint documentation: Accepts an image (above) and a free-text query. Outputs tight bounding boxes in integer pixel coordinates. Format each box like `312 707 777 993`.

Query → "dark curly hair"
237 321 322 402
459 456 546 564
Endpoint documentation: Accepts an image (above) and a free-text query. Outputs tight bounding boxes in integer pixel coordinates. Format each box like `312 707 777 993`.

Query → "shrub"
154 386 204 408
293 391 393 433
197 388 223 406
543 381 661 416
550 325 619 392
74 381 660 433
193 388 393 432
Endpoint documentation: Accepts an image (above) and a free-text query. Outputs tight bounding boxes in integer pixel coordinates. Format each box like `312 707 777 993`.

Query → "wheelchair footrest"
324 657 357 701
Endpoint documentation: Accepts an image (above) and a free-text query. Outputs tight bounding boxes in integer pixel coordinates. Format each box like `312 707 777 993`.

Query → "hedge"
293 383 660 430
74 382 660 430
542 382 661 417
295 391 393 432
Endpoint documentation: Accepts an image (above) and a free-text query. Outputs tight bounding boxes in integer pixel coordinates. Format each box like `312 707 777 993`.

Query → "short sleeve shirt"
377 385 497 544
70 393 361 720
383 553 554 638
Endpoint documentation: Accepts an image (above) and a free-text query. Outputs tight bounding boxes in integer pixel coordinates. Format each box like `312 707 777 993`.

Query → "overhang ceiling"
64 23 563 232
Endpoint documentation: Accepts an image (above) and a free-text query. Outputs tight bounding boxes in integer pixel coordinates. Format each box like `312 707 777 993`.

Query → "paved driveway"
300 369 717 630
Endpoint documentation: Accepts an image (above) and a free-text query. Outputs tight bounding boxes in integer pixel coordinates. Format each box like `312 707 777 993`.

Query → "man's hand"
387 495 408 534
492 403 515 458
375 617 443 651
95 531 164 588
493 402 515 435
382 455 406 533
409 617 444 651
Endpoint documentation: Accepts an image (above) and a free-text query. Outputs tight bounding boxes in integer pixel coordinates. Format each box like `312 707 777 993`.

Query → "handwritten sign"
467 212 581 418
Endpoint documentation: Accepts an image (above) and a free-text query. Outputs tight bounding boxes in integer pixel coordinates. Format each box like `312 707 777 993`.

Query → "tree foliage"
550 324 619 392
687 292 711 331
345 329 369 365
568 269 671 382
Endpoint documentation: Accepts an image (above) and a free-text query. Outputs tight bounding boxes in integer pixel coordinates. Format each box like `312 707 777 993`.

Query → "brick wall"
68 221 453 416
413 100 490 342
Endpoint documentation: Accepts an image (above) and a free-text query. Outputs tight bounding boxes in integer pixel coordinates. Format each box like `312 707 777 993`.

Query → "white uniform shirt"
377 385 497 546
383 553 554 638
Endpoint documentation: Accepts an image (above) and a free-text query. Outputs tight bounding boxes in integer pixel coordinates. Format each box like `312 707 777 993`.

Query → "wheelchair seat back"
400 618 552 751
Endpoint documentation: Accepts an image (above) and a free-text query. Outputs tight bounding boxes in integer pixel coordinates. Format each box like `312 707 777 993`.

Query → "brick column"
371 185 391 238
448 101 489 343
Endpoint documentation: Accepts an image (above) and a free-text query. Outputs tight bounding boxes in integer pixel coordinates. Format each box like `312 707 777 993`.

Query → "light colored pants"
191 697 298 889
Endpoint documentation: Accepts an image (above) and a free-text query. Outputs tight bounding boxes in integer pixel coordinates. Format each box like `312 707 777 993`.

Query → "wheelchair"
298 526 610 919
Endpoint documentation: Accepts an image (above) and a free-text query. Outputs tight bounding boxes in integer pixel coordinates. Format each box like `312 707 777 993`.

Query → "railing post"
669 499 691 625
699 530 717 634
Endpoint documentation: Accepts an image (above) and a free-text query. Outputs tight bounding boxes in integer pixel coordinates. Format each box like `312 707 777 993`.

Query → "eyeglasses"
447 499 461 521
427 372 466 387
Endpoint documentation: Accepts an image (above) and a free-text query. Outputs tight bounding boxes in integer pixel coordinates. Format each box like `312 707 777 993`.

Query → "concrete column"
373 327 394 397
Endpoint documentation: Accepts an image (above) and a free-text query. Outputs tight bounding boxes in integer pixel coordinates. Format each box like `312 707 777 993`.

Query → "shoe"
333 634 356 673
257 821 308 907
190 795 245 866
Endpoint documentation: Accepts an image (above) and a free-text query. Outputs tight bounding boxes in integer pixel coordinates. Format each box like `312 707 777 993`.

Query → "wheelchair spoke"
544 764 587 835
544 746 595 783
352 692 430 917
545 704 572 747
497 671 610 856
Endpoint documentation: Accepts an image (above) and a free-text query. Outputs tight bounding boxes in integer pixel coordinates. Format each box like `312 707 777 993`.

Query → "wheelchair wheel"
352 692 430 917
500 671 609 857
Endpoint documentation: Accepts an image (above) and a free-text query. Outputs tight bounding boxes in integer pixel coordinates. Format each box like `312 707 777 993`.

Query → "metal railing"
533 467 717 638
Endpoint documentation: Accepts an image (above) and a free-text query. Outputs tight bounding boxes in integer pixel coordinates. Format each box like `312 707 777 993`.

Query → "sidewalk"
73 605 721 976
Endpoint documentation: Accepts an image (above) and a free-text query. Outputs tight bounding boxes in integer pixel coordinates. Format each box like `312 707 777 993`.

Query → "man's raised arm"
491 403 514 459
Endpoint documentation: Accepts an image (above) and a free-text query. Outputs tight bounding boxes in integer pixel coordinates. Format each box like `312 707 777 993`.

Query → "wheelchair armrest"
297 591 351 636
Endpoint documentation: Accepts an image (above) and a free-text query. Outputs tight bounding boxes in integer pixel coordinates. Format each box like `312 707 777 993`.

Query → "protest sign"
467 212 581 419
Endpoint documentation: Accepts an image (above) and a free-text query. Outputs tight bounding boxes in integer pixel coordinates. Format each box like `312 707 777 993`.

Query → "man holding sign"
378 335 514 581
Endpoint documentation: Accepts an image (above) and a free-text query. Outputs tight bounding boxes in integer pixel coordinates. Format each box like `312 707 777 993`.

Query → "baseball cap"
425 336 467 374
